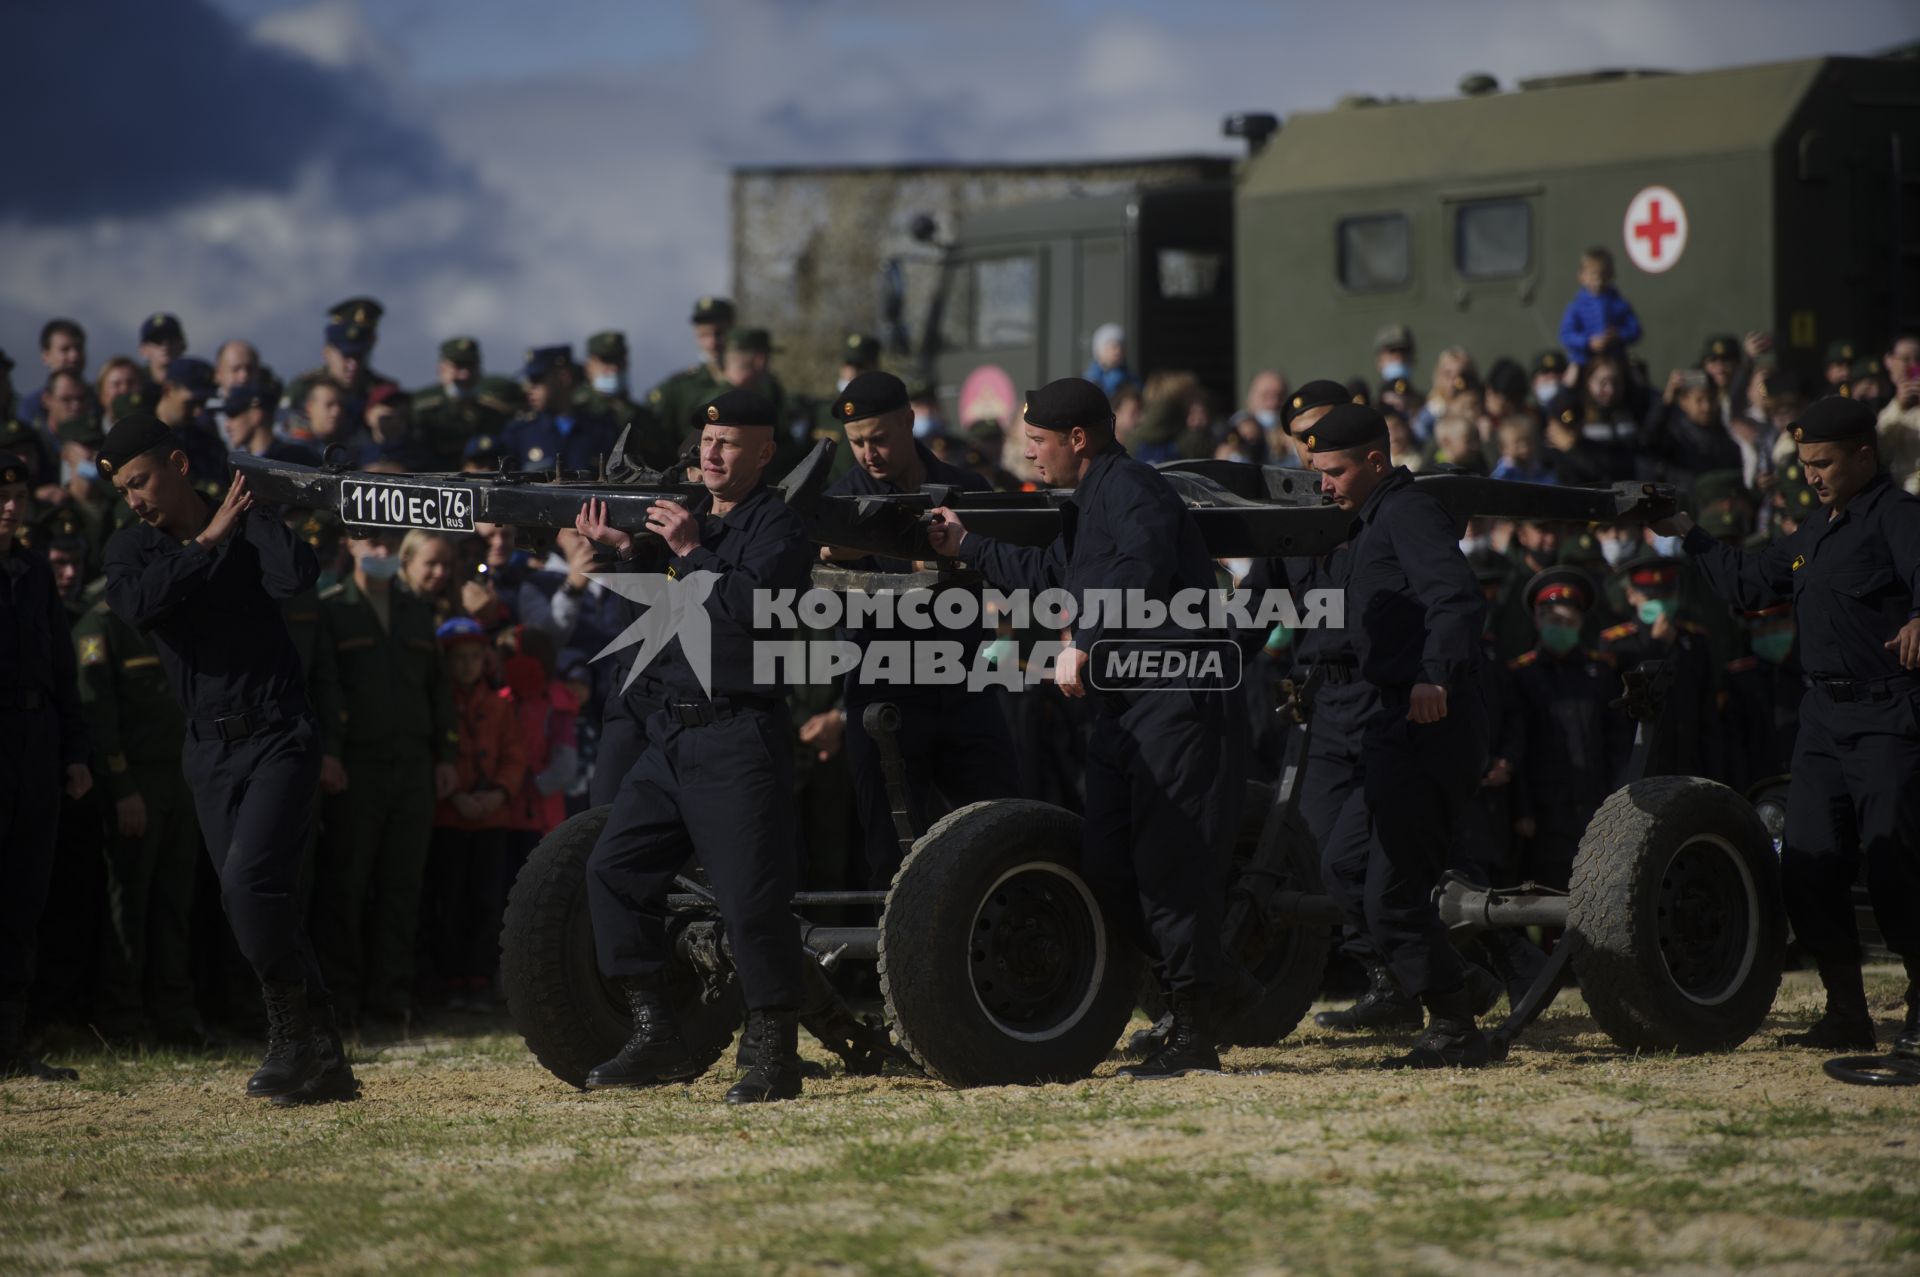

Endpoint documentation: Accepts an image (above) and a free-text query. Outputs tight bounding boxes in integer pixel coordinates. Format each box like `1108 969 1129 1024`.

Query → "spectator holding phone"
1878 333 1920 494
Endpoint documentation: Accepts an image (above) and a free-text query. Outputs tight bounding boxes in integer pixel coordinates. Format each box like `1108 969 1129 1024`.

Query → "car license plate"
338 479 476 532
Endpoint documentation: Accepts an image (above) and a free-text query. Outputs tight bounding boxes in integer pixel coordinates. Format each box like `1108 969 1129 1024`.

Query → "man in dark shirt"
98 413 358 1105
928 377 1250 1079
821 370 1018 887
0 454 90 1081
575 389 815 1104
1303 403 1492 1068
1652 395 1920 1056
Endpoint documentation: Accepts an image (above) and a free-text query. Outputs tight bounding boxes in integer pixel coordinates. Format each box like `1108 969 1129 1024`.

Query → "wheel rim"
968 861 1107 1043
1656 834 1760 1007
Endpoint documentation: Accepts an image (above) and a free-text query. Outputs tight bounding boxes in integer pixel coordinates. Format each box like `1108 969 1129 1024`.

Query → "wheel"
1569 778 1786 1054
1139 780 1330 1046
500 806 742 1088
878 800 1141 1087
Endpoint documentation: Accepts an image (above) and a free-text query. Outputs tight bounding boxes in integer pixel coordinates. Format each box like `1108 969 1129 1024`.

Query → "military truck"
915 54 1920 416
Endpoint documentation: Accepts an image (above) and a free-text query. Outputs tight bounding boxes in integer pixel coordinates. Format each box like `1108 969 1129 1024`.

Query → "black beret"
1486 358 1528 404
98 411 177 476
834 370 909 423
1302 402 1390 454
1525 567 1595 612
0 452 29 487
690 296 735 325
56 414 104 447
1282 379 1356 432
700 388 777 428
139 312 185 344
1022 377 1113 433
1789 394 1876 444
223 382 271 416
1826 339 1857 365
1700 333 1740 361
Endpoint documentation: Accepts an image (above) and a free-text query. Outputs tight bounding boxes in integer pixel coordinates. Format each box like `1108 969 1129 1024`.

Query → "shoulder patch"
1727 655 1760 674
1600 622 1637 641
1681 620 1710 636
1507 652 1538 670
78 634 107 665
318 583 346 600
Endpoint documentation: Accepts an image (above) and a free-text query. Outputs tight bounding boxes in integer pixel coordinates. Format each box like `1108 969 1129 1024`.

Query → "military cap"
1557 530 1605 567
1690 469 1752 509
1619 554 1682 588
1450 370 1483 397
324 321 374 357
439 336 482 367
842 333 883 368
0 453 29 488
223 382 271 416
1282 378 1355 432
1373 322 1414 353
366 382 408 410
56 414 104 447
98 411 176 476
587 330 629 363
1302 402 1390 454
521 345 573 381
689 296 736 325
296 508 342 546
1825 339 1857 366
1022 377 1114 433
1524 566 1595 612
1486 358 1528 405
1789 394 1876 444
1472 558 1510 587
328 297 384 328
1376 375 1412 401
835 370 909 423
1850 355 1884 381
1343 377 1372 406
1740 600 1792 621
1699 506 1750 539
700 388 777 428
726 327 776 355
966 417 1004 445
436 616 488 646
1700 333 1740 362
1552 402 1581 430
139 312 185 345
108 389 156 422
1533 349 1568 377
163 357 216 397
38 506 85 545
463 433 501 462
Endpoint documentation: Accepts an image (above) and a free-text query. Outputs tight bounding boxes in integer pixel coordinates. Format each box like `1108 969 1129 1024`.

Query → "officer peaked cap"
1022 377 1113 433
1525 567 1594 612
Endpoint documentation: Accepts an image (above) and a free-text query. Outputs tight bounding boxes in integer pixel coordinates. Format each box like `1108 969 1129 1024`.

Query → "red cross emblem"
1623 186 1687 274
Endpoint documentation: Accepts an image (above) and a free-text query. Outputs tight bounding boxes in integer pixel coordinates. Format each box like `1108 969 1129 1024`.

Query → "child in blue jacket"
1559 247 1642 368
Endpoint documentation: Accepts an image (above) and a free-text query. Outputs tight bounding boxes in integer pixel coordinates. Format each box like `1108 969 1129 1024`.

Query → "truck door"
931 248 1045 430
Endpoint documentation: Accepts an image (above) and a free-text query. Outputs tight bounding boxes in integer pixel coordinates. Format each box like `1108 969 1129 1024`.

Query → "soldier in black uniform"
0 454 90 1081
928 377 1250 1079
820 371 1018 887
1301 404 1492 1068
1502 569 1633 888
1719 601 1803 794
97 413 358 1105
1596 556 1718 779
1652 395 1920 1055
573 389 815 1104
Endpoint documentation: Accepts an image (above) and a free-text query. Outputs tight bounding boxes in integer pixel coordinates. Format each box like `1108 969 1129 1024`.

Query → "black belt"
1312 662 1358 685
0 686 46 712
1804 672 1917 703
665 695 780 727
188 702 292 743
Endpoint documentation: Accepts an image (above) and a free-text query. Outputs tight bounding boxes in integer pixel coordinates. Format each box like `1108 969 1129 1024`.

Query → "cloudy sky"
2 0 1912 393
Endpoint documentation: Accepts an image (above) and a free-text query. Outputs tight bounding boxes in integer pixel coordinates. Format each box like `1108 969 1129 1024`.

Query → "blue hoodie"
1559 286 1642 366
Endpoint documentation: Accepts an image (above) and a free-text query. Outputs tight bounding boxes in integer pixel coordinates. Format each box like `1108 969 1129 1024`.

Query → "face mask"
62 458 100 484
1600 538 1634 567
1636 597 1673 626
1381 360 1408 381
359 553 402 581
1253 409 1278 430
591 372 623 396
1265 625 1293 653
912 413 935 439
1222 557 1252 581
1539 621 1582 656
982 638 1016 669
1649 534 1684 558
1751 631 1794 664
836 378 850 393
1534 379 1561 404
1459 535 1490 558
444 380 469 400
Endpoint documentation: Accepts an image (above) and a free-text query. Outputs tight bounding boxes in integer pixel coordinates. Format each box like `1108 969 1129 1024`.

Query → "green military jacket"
645 363 727 445
74 595 187 798
313 576 457 762
413 381 518 470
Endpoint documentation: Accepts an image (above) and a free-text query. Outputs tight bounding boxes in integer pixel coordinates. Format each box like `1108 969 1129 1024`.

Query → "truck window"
974 256 1037 348
1157 248 1225 300
1337 214 1409 291
1456 199 1531 279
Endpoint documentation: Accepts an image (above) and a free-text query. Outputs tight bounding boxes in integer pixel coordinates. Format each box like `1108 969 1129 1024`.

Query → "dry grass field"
2 965 1916 1276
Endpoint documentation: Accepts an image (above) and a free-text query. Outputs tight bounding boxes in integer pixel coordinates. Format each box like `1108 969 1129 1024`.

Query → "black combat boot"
726 1009 804 1104
247 983 326 1098
1117 992 1222 1079
584 977 701 1089
1892 963 1920 1061
1313 963 1423 1032
1780 961 1876 1051
1379 985 1490 1070
0 1002 77 1082
273 995 361 1107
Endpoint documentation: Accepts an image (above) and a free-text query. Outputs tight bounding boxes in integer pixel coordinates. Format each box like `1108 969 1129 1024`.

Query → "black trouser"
181 714 326 990
843 689 1020 888
96 763 202 1032
589 681 664 809
1783 684 1920 964
1348 686 1489 1001
0 703 61 1007
1081 687 1245 997
425 826 507 985
586 706 806 1011
1296 679 1378 968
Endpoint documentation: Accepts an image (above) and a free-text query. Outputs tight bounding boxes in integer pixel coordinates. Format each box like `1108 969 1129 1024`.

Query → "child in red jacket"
496 626 579 893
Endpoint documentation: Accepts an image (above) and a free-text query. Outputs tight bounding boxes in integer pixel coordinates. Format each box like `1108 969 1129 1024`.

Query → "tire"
1139 780 1330 1046
878 800 1141 1087
1568 778 1786 1054
500 806 741 1088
